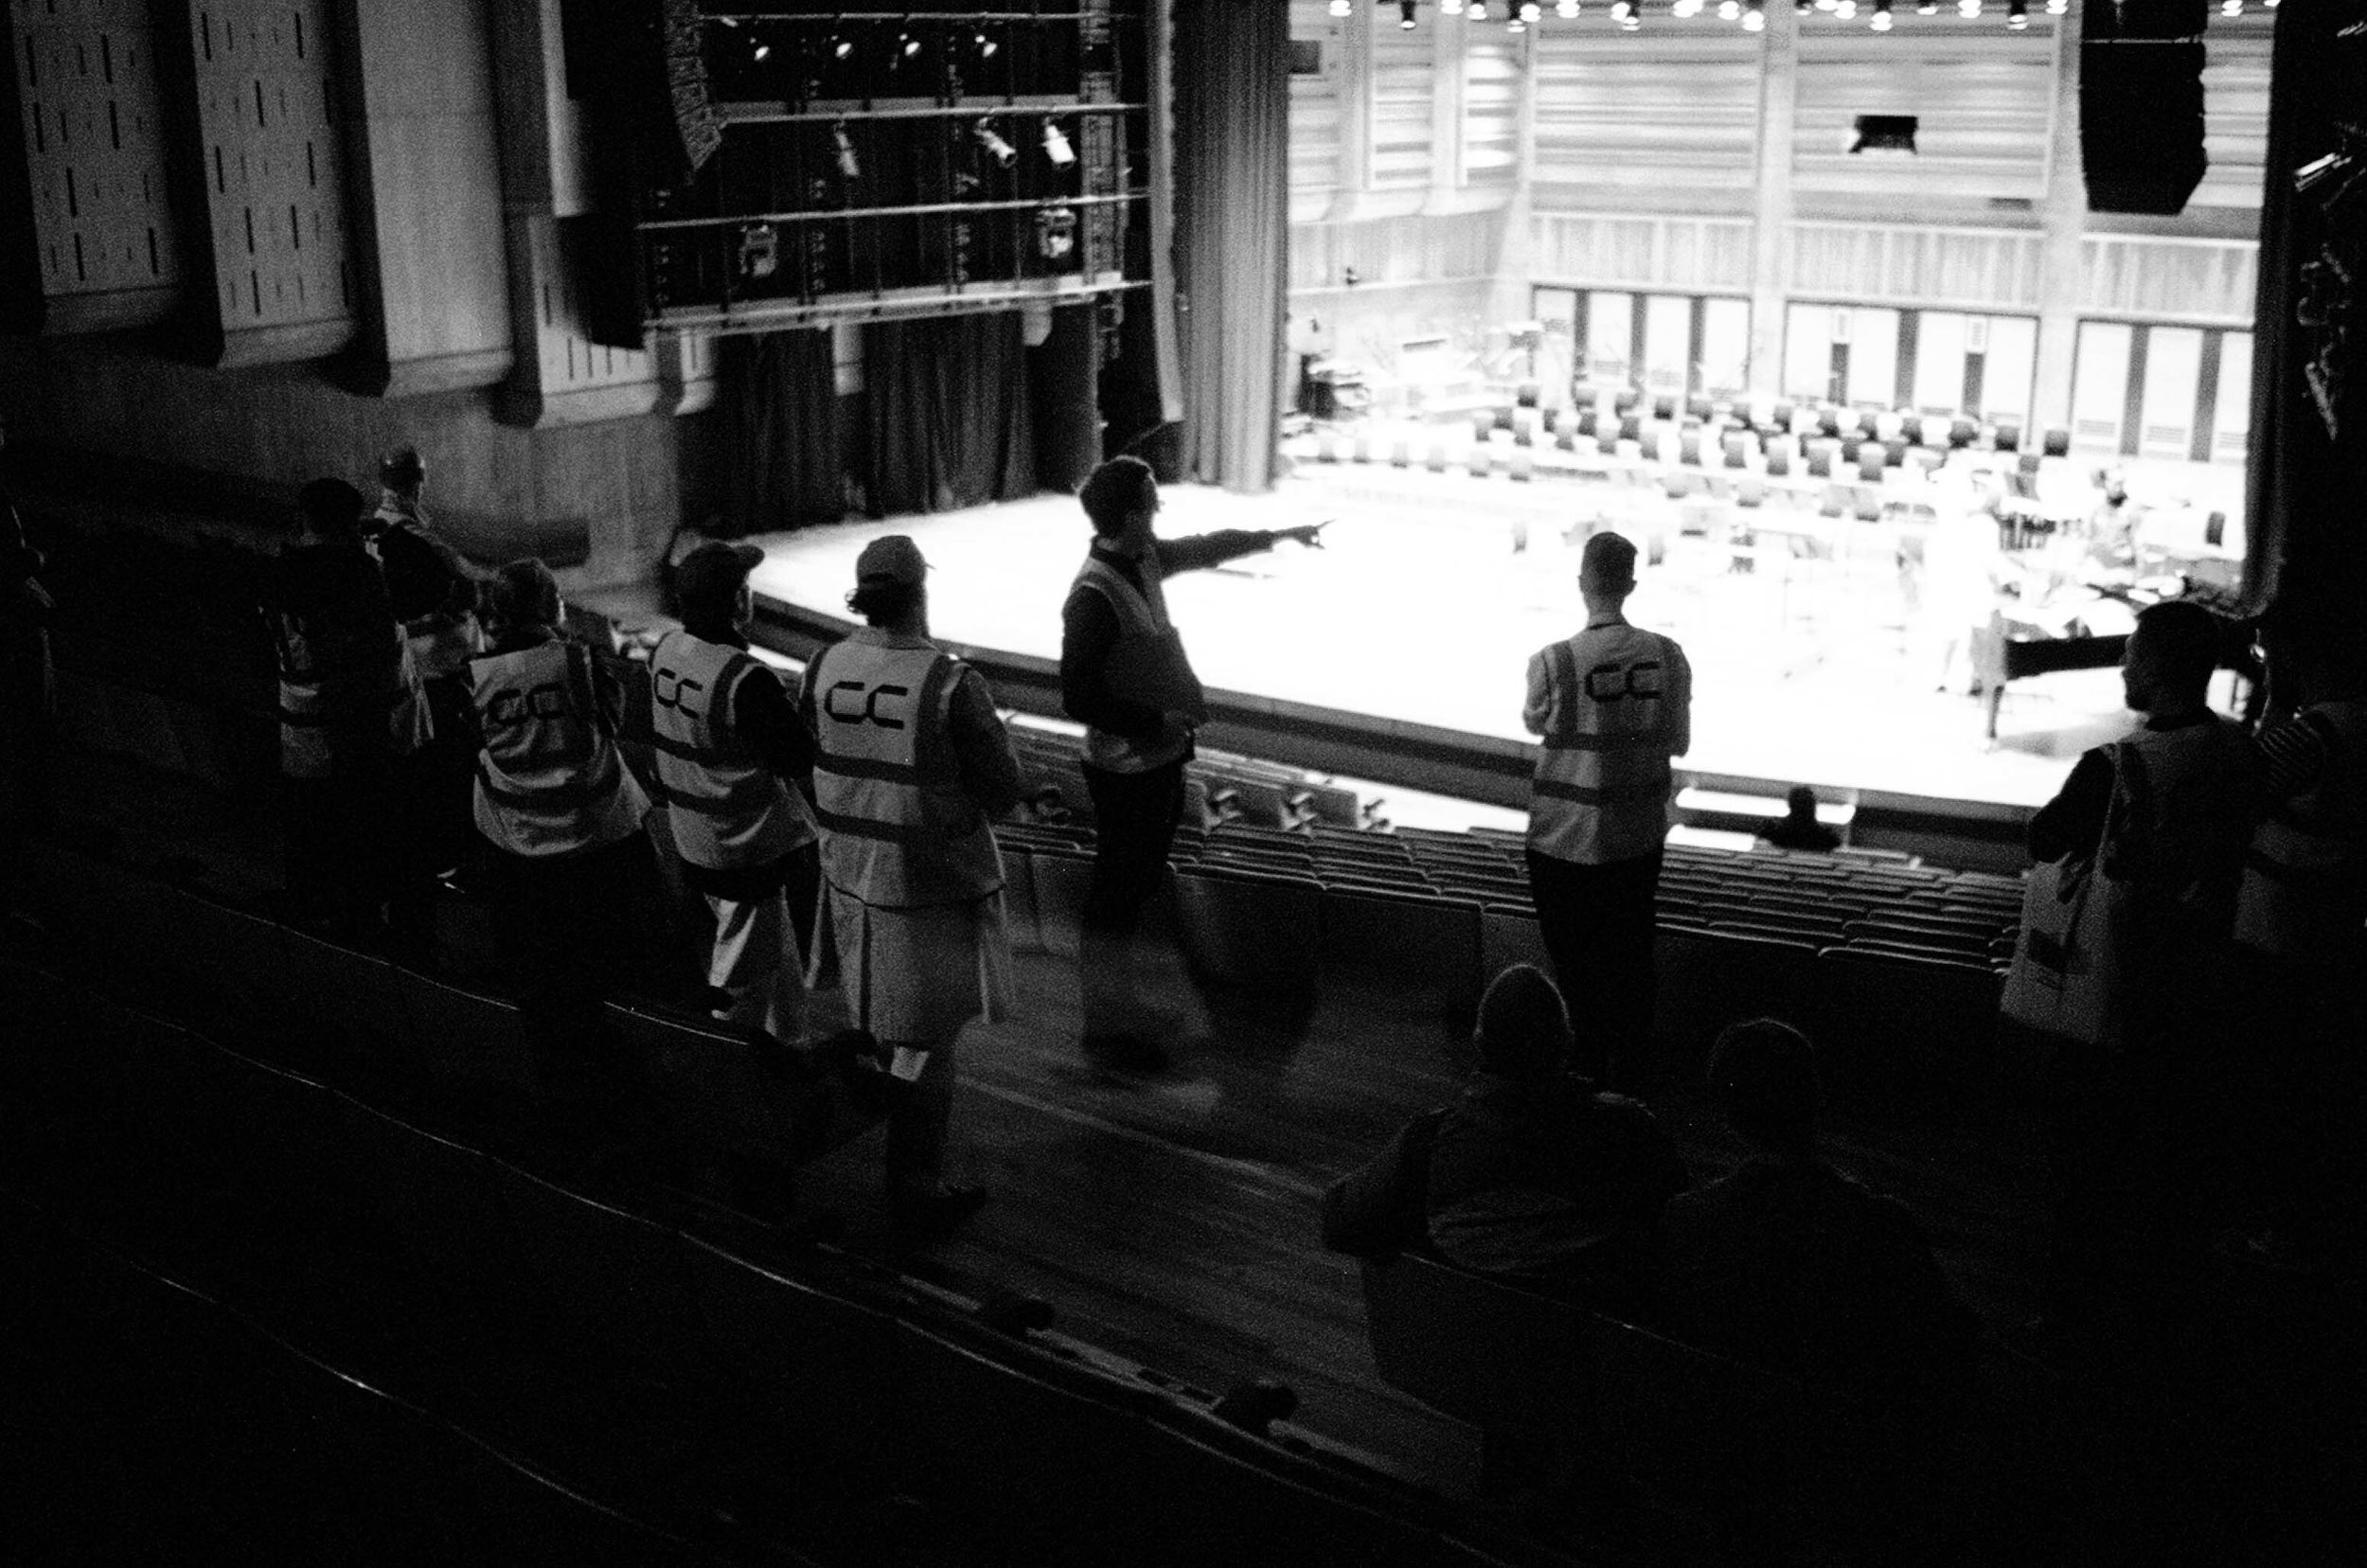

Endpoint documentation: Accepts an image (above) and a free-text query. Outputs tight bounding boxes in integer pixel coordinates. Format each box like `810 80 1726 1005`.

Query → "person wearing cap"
460 557 662 1050
650 541 820 1041
1321 964 1687 1314
1522 529 1691 1088
1759 785 1841 854
1061 454 1326 1071
800 534 1024 1239
1662 1019 1973 1399
260 477 433 939
365 447 487 889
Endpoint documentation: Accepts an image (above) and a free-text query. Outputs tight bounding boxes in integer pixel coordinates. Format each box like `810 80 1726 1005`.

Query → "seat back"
1360 1256 1592 1434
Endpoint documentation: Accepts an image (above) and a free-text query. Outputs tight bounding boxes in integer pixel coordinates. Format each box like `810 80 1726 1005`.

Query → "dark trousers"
283 769 399 941
1079 759 1187 1035
1525 847 1662 1087
487 829 666 1051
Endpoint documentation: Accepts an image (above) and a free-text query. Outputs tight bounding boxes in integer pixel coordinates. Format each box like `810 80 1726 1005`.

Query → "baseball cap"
855 534 928 588
673 540 764 619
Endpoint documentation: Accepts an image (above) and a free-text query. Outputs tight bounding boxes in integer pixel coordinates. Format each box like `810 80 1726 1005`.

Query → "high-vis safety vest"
1070 547 1206 775
802 632 1004 910
370 502 482 679
1527 623 1686 864
650 631 814 871
2235 700 2367 964
469 640 650 859
272 579 431 781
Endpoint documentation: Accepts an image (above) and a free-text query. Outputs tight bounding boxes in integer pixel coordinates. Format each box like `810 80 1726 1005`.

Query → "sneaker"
1081 1031 1169 1074
891 1184 989 1242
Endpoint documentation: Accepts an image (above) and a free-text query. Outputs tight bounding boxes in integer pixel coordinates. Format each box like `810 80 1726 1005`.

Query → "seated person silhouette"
1663 1019 1976 1399
1322 965 1687 1317
1759 785 1841 853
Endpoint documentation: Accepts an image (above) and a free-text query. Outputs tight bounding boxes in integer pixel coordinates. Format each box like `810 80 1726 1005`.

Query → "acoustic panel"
174 1 353 363
1530 27 1758 205
5 0 181 331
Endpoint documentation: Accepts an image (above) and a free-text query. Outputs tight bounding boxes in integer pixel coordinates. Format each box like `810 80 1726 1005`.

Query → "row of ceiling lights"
1335 0 2271 30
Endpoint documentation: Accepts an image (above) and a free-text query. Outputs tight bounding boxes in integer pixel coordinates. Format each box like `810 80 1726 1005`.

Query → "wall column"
1489 17 1539 325
1746 3 1798 398
2031 0 2087 438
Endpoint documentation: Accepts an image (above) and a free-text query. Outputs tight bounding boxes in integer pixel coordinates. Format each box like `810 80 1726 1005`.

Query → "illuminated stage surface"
744 458 2245 813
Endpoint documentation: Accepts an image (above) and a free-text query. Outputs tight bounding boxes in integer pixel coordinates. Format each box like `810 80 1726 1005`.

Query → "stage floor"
745 471 2211 812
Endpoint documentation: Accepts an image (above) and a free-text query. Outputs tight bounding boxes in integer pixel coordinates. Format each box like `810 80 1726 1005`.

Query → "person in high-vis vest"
651 541 819 1042
1059 455 1326 1072
2023 600 2257 1324
803 535 1024 1239
2223 622 2367 1271
365 447 487 882
465 558 661 1049
262 477 432 940
1522 530 1691 1089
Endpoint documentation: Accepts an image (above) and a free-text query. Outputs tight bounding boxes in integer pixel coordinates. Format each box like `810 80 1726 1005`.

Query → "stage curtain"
722 330 843 537
1173 0 1289 492
863 313 1038 517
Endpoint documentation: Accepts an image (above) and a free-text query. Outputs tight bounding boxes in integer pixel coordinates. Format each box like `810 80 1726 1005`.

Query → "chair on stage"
1652 393 1679 421
1993 421 2021 453
2042 426 2071 457
1857 443 1888 485
1815 406 1842 437
1804 441 1835 480
1873 409 1904 443
1948 418 1978 449
1721 431 1751 470
1467 445 1492 479
1678 427 1704 467
1763 438 1792 478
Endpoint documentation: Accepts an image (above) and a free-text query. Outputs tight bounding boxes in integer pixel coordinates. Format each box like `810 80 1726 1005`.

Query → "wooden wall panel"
2079 236 2257 327
1529 213 1754 294
177 2 354 365
1789 223 2044 311
6 0 180 331
1458 32 1518 187
1286 0 1342 221
1792 14 2056 205
2195 15 2271 214
1290 213 1503 294
1368 18 1432 191
1529 28 1759 206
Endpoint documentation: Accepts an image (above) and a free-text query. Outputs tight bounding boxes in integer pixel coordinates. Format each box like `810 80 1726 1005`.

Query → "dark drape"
863 312 1037 517
1173 0 1290 492
723 330 843 536
2243 0 2367 633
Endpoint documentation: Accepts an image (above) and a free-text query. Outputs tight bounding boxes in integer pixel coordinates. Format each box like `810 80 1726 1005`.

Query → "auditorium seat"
1318 887 1482 1019
1809 947 2002 1095
329 1094 522 1315
1173 865 1323 995
1028 846 1098 959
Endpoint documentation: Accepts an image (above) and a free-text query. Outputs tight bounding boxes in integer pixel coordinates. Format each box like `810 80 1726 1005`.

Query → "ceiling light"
1743 0 1766 28
1403 0 1424 27
2007 0 2029 26
1328 0 1351 17
1718 0 1740 19
974 121 1017 169
1520 1 1543 20
1041 120 1076 168
830 122 860 181
1558 0 1581 16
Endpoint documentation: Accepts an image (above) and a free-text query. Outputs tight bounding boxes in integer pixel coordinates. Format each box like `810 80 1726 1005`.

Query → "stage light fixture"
1402 0 1422 27
1041 119 1076 168
830 122 861 181
974 120 1018 169
752 39 771 62
1743 0 1766 30
973 29 998 58
832 35 854 60
2007 0 2028 26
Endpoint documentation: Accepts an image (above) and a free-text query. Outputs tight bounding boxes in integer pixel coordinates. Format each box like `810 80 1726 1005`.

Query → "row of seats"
1 938 1544 1567
990 820 2021 1095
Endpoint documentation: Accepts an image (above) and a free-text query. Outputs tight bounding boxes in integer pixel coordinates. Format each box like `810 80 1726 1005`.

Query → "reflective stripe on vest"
2236 700 2367 960
470 642 649 858
1528 626 1680 864
650 631 810 869
804 634 1003 909
274 608 429 779
1071 549 1200 775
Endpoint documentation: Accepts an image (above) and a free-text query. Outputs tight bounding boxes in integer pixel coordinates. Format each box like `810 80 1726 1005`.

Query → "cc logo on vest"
1582 660 1664 704
484 681 571 732
651 668 706 720
825 680 911 730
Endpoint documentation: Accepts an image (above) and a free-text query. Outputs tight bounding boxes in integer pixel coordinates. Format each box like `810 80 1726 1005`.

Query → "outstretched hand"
1278 521 1329 550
